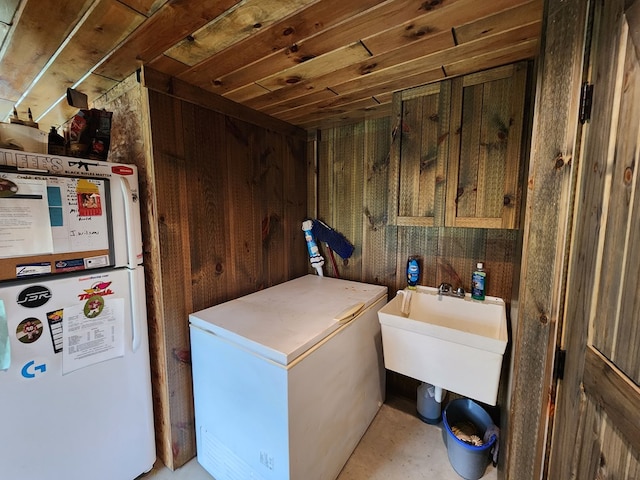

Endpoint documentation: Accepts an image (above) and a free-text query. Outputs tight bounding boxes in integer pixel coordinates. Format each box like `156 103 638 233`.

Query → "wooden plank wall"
312 118 520 402
94 74 308 469
145 91 308 468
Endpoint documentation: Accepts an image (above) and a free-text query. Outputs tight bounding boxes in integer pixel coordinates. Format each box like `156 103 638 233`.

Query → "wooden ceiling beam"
19 0 144 123
174 0 384 91
237 19 538 121
163 0 318 67
93 0 242 81
0 0 95 110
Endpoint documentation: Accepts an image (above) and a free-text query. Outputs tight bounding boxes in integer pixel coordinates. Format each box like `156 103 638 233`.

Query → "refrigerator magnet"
76 179 102 217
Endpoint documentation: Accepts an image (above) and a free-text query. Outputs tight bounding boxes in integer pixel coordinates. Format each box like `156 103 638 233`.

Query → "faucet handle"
455 286 466 297
438 282 453 293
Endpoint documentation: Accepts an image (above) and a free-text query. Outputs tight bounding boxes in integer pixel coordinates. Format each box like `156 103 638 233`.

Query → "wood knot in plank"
172 348 191 365
360 63 377 75
624 166 634 185
553 153 571 170
421 0 441 11
412 26 433 38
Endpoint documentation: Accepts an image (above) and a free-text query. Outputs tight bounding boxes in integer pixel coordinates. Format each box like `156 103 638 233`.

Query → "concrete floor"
141 395 498 480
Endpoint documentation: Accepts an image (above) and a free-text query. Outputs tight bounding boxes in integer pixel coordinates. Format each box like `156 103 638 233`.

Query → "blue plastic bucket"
442 398 497 480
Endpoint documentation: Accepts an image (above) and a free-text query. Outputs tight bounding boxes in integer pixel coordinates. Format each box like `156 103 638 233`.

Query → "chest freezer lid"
189 275 387 366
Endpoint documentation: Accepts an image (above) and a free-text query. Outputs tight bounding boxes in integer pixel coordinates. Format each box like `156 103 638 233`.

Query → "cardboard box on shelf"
0 123 47 153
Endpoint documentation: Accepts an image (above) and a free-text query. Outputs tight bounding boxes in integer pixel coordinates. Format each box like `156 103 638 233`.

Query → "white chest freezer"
189 275 387 480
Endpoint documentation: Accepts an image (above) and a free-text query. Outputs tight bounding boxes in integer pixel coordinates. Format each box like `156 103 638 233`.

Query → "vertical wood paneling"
315 118 520 295
259 130 286 288
182 104 231 311
457 84 483 218
147 91 196 466
362 117 397 286
593 29 640 382
418 94 439 217
98 81 308 469
503 63 528 228
317 127 334 274
480 77 511 219
285 134 308 279
399 96 423 217
313 114 521 406
334 123 364 280
576 396 640 479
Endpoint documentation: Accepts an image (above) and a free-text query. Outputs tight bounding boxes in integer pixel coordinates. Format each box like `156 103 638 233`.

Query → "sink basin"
378 286 508 405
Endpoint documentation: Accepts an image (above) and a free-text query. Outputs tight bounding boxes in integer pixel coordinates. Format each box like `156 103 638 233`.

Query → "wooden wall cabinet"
389 62 529 229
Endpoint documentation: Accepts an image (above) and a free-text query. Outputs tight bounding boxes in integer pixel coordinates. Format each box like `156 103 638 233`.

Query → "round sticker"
16 318 44 343
84 295 104 318
0 178 18 197
17 285 52 308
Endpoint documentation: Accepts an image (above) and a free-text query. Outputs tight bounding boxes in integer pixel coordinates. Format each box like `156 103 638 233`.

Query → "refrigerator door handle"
130 269 144 353
119 176 139 269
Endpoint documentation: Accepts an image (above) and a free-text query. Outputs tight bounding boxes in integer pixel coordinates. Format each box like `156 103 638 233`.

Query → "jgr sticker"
17 285 52 308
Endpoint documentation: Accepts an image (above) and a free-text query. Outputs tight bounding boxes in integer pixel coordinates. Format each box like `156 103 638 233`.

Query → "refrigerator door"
0 148 144 282
189 275 387 365
0 267 155 480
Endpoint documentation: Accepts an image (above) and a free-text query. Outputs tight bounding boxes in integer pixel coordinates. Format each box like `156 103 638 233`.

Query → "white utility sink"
378 286 508 405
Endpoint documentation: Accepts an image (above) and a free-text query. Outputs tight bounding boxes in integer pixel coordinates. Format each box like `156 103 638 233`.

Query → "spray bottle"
302 220 324 276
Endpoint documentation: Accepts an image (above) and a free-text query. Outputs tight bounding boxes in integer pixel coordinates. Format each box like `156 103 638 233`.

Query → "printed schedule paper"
62 298 125 375
0 175 54 258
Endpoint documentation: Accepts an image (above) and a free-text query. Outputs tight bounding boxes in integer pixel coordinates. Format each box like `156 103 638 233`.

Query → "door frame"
504 0 591 477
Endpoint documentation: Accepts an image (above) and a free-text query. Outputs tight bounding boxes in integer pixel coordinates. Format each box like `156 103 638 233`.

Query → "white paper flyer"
62 297 125 375
0 174 54 258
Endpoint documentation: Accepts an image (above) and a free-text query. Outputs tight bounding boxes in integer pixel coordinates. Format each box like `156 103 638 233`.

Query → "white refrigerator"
189 275 388 480
0 148 155 480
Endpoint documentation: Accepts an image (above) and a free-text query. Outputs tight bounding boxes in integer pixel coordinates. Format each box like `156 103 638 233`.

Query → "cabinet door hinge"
554 347 567 381
579 83 594 124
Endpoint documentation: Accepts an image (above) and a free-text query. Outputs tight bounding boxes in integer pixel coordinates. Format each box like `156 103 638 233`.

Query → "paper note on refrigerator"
48 176 109 253
62 297 125 375
0 300 9 370
0 174 54 258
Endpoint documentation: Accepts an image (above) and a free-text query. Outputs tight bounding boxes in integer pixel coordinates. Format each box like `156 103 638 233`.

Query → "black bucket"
442 398 497 480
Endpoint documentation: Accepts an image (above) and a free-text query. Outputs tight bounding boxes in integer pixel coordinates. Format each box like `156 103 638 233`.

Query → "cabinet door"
445 62 528 228
388 81 452 226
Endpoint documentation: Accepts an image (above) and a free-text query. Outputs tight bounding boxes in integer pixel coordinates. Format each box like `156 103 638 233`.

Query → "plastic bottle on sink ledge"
406 257 420 289
471 262 486 301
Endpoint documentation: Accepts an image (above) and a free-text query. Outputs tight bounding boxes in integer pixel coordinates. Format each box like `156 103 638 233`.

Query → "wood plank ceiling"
0 0 542 132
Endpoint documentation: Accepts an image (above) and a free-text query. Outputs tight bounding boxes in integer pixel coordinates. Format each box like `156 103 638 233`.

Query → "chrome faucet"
438 282 465 298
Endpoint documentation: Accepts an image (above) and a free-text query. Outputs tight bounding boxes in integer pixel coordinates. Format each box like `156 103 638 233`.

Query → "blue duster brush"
311 220 354 259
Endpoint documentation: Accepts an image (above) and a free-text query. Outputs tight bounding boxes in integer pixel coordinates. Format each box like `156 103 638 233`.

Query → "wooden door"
549 0 640 478
388 81 451 227
445 63 528 229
